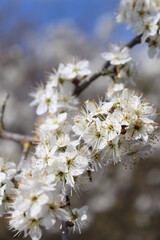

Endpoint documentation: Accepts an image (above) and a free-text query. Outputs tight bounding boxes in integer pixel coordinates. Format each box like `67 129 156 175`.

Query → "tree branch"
0 93 9 129
126 34 142 48
73 35 142 96
61 221 69 240
0 129 35 144
0 95 36 145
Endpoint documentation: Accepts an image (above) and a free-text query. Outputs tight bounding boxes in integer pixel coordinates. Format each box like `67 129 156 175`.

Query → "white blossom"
30 86 58 115
148 35 160 58
64 60 91 80
0 157 16 183
71 206 88 234
102 45 131 65
134 16 159 43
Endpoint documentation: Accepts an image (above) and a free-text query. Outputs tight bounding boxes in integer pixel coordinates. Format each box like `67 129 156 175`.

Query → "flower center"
45 98 51 105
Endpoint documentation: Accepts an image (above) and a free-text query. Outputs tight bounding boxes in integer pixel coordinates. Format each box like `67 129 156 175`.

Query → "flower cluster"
9 171 69 240
30 60 92 190
0 157 16 216
117 0 160 57
101 45 136 98
32 134 89 189
30 60 91 116
73 89 157 165
8 60 91 240
8 51 158 239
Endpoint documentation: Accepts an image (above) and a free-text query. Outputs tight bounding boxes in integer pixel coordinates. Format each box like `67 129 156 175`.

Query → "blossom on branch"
101 45 131 65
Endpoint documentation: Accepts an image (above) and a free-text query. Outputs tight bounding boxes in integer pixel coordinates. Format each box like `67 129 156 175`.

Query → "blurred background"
0 0 160 239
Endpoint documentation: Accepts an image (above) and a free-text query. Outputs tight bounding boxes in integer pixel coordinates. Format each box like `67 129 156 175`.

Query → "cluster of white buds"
117 0 160 57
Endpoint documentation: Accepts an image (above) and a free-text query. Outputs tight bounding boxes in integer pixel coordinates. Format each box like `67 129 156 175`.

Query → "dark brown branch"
61 221 69 240
126 34 142 48
73 35 142 96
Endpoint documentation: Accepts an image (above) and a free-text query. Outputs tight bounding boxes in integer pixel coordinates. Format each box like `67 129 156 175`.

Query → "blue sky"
0 0 133 44
17 0 119 32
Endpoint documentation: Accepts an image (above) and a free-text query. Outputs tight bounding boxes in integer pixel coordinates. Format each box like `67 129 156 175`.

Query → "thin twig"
0 93 35 144
0 93 9 129
17 142 31 172
73 35 142 96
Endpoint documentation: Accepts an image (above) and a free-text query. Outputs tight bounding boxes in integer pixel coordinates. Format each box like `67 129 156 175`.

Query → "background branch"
0 129 35 144
0 94 35 144
0 93 9 129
